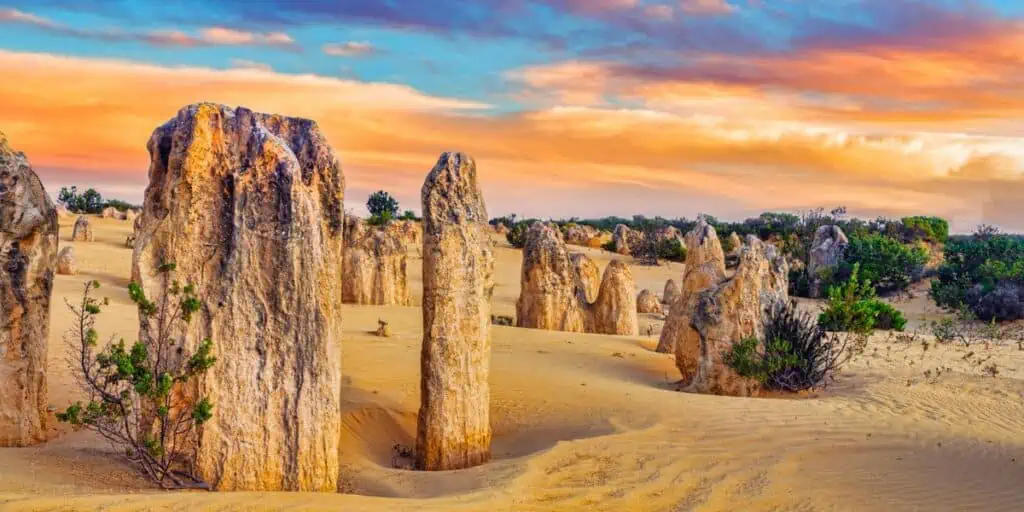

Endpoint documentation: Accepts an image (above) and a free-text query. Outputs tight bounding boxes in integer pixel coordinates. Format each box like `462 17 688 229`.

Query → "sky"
0 0 1022 232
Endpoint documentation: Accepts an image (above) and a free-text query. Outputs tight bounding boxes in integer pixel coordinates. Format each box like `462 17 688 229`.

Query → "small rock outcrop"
517 222 638 335
676 237 789 396
418 152 495 471
663 279 681 306
570 252 601 303
613 224 639 255
656 219 727 353
516 222 586 332
0 131 58 447
56 246 77 275
588 260 639 335
131 103 345 491
101 206 125 220
124 209 138 223
808 225 849 298
727 232 743 256
71 216 93 242
564 224 602 247
343 217 412 306
637 289 662 314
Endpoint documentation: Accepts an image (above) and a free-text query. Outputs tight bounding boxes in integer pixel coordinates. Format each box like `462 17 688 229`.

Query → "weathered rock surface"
727 232 743 256
663 278 681 305
0 131 57 447
637 289 662 314
613 224 640 255
564 224 602 247
570 252 600 303
342 217 412 306
71 216 92 242
101 206 126 220
808 225 848 298
516 222 586 332
56 246 76 275
131 103 345 491
417 152 495 471
588 261 639 335
656 219 727 353
676 236 789 396
124 209 137 223
516 223 638 335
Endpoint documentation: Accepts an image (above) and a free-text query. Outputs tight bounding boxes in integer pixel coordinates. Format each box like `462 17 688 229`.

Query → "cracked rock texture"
417 152 495 471
70 216 92 242
0 131 57 447
656 219 727 354
676 236 789 396
342 217 412 306
131 103 345 491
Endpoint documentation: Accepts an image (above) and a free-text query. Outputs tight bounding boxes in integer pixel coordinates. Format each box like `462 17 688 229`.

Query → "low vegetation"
367 190 400 225
818 265 907 333
58 185 138 214
931 226 1024 321
57 265 216 489
727 301 853 392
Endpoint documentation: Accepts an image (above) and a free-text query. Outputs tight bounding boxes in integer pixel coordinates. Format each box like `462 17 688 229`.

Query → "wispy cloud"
0 8 299 50
322 41 379 57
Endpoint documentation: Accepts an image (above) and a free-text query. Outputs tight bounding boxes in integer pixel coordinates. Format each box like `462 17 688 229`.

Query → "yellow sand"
1 217 1022 511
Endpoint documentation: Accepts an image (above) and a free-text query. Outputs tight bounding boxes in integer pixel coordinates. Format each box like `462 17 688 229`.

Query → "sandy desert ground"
1 216 1022 511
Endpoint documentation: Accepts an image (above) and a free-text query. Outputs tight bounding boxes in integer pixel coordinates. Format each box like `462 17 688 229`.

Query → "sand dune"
1 217 1022 511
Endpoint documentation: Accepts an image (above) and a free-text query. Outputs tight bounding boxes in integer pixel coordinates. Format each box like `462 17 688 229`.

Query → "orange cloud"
0 50 1020 232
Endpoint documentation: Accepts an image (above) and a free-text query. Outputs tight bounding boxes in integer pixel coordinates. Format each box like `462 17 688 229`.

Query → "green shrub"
930 230 1024 321
818 264 878 333
901 216 949 243
506 222 529 249
864 300 907 331
727 301 851 391
367 190 399 218
841 233 928 292
657 238 687 262
367 210 394 226
57 266 216 489
601 239 617 252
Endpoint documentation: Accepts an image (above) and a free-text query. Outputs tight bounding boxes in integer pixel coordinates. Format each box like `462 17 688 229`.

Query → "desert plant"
657 238 687 263
506 222 529 249
57 266 216 489
818 264 878 334
58 186 105 213
728 301 852 391
841 233 928 292
600 239 617 253
863 300 907 331
366 190 400 219
930 228 1024 321
366 210 394 226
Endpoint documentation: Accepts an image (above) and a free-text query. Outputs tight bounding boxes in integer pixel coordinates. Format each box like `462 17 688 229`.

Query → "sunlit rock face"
132 103 345 491
656 219 727 354
417 152 495 471
0 131 58 447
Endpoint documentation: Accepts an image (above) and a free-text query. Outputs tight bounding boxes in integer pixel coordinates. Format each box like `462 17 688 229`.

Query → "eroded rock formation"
417 152 495 471
663 279 681 306
613 224 640 255
637 289 662 314
517 222 638 335
564 224 605 248
588 261 639 335
131 103 344 491
808 225 849 298
0 132 57 447
570 252 600 303
56 247 76 275
342 216 412 306
71 216 92 242
656 219 727 353
516 222 586 332
676 236 789 396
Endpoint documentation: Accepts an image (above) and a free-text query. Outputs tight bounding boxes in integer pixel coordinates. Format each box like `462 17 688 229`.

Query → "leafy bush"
58 186 105 213
57 266 216 489
601 239 617 253
931 230 1024 321
366 190 399 218
901 216 949 243
657 238 687 262
864 300 907 331
399 210 418 221
506 222 529 249
818 264 878 334
727 301 852 391
367 210 393 226
841 233 928 292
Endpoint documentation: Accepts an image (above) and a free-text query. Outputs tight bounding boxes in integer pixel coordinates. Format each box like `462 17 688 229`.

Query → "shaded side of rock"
516 222 586 332
656 219 727 353
587 261 639 335
637 289 662 314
